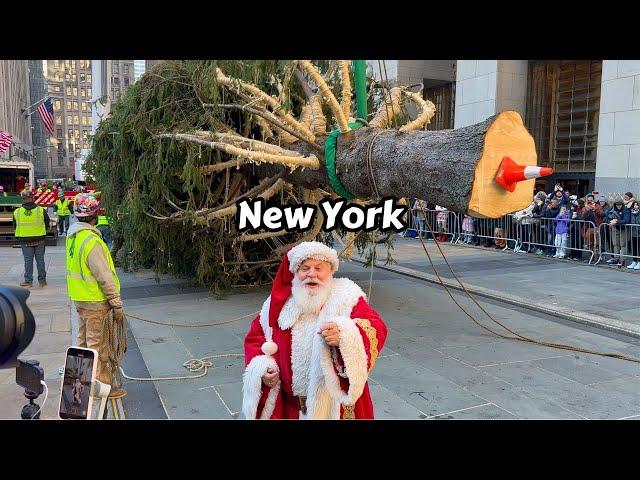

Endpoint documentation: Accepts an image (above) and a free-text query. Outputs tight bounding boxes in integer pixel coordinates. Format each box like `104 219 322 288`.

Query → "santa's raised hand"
319 322 340 346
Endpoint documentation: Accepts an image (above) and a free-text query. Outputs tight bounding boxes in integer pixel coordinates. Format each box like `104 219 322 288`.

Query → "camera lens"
0 286 36 369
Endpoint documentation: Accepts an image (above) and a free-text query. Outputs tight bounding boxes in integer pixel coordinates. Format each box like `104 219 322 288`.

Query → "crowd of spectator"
408 186 640 270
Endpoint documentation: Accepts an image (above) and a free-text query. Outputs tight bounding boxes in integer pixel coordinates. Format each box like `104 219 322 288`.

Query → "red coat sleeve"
244 315 265 367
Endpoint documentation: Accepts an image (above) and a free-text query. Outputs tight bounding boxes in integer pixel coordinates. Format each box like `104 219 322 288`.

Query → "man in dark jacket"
548 184 570 208
541 197 561 256
604 198 631 266
13 190 50 287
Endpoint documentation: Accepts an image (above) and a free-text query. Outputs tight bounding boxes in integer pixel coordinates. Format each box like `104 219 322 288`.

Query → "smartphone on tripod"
58 347 98 419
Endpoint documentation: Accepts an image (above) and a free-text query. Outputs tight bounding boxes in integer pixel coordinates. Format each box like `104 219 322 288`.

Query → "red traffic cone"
495 156 552 192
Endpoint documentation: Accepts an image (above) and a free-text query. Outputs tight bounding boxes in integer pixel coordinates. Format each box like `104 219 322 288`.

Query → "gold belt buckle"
299 396 307 414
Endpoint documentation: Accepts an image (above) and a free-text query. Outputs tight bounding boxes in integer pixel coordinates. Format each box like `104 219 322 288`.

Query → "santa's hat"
267 241 339 330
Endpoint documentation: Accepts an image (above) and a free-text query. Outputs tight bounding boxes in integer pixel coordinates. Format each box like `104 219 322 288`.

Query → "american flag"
0 128 13 154
37 98 55 136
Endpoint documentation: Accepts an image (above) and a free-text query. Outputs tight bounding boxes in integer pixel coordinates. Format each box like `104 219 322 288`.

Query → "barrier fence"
403 205 640 269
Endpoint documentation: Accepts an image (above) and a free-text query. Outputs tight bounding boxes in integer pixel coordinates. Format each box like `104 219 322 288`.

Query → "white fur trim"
242 354 280 420
327 316 368 404
287 241 339 273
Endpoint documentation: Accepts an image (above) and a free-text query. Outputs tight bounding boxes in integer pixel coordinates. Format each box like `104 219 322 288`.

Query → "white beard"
291 276 333 315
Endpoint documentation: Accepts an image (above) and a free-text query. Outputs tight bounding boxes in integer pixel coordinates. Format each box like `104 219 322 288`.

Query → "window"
70 61 76 69
52 60 59 69
124 64 129 74
68 129 74 139
54 100 61 110
87 74 92 83
113 77 120 86
65 60 71 69
424 82 455 131
86 60 91 69
81 102 87 111
73 87 78 96
66 101 72 110
112 63 119 74
48 84 56 93
55 85 62 92
80 73 85 82
80 87 86 97
56 116 62 125
87 87 92 97
124 77 130 86
57 128 63 138
73 101 79 110
66 86 72 95
525 60 602 172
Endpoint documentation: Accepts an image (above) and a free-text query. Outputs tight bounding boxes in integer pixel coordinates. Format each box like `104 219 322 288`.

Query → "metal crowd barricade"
462 215 518 251
597 223 640 265
406 206 459 243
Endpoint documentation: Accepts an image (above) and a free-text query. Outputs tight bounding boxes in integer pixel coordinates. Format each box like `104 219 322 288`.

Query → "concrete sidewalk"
358 238 640 337
110 260 640 420
0 244 71 419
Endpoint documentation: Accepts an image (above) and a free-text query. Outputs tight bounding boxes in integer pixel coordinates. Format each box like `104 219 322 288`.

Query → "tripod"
20 390 42 419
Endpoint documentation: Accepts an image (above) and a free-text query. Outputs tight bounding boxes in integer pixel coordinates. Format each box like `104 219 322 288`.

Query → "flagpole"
22 95 49 116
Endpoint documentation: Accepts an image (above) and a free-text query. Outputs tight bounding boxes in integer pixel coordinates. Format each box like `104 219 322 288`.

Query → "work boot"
19 282 32 288
108 387 127 399
39 280 47 287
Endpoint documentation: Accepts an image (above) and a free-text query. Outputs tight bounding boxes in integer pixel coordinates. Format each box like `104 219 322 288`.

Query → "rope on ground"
120 310 253 381
124 310 258 328
415 210 640 365
119 353 244 382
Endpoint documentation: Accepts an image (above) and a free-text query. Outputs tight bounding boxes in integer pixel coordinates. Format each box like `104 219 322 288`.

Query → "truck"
0 159 34 195
0 160 58 246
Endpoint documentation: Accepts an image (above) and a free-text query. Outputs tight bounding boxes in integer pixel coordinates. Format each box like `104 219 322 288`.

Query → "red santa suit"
242 241 387 419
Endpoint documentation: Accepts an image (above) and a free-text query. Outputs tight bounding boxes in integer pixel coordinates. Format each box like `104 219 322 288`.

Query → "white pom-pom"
261 341 278 356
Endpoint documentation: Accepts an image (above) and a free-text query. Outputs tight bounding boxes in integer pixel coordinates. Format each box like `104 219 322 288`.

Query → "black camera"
16 359 44 395
0 285 36 370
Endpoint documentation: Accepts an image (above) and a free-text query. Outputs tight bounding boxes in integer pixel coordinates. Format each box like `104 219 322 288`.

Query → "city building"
369 60 640 197
0 60 33 162
134 60 146 81
27 60 50 177
145 60 162 72
44 60 93 178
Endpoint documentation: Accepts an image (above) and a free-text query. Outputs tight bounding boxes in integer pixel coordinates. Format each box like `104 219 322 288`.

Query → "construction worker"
96 213 113 249
66 193 126 398
13 190 50 287
54 190 71 236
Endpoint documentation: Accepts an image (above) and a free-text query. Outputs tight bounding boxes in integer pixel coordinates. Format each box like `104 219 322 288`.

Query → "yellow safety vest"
55 198 71 216
13 206 46 237
96 215 111 227
66 229 121 302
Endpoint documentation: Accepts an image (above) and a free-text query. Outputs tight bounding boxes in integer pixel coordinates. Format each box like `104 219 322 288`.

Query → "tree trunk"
264 111 538 218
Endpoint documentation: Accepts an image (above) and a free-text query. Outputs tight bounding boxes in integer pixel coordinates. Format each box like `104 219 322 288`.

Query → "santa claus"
243 241 387 419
